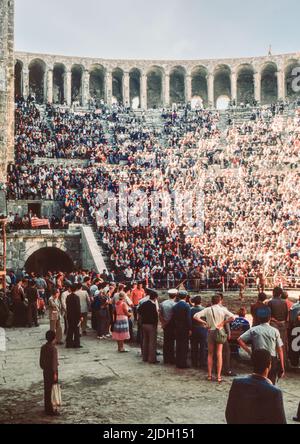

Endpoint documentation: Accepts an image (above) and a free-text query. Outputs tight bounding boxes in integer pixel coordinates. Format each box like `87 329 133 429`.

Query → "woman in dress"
112 291 130 352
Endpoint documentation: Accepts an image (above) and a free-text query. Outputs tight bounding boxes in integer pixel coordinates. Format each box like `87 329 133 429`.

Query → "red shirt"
131 288 145 306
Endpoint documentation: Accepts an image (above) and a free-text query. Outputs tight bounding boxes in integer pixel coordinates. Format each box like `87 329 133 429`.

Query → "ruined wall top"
15 50 300 74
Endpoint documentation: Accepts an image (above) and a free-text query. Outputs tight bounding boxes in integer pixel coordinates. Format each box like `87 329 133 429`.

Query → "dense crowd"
6 97 300 290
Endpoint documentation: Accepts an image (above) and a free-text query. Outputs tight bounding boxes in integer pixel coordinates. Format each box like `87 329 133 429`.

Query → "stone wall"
0 0 14 182
6 228 82 272
7 199 63 218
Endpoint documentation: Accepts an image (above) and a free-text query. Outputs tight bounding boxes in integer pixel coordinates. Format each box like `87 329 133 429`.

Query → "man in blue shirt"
172 291 192 369
226 349 286 424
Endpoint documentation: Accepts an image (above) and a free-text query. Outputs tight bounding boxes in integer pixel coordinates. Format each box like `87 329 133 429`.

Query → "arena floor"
0 307 299 425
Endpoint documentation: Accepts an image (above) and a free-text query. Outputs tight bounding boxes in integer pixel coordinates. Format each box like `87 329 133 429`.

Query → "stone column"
123 71 130 107
254 72 261 103
105 70 113 106
163 71 170 108
140 72 147 109
277 70 285 101
64 69 72 106
46 69 53 104
82 69 90 107
207 73 214 108
231 71 237 104
185 74 192 104
23 66 29 99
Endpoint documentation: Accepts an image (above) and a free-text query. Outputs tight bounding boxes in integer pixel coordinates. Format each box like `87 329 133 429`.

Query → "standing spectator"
159 289 178 365
26 280 39 328
94 290 111 339
138 289 159 364
193 294 235 382
48 288 63 345
112 291 130 353
61 284 71 335
66 284 82 349
268 287 289 364
225 349 286 424
173 291 192 369
251 292 268 326
39 330 59 416
76 283 90 336
238 307 285 385
289 296 300 367
131 283 145 321
190 296 207 369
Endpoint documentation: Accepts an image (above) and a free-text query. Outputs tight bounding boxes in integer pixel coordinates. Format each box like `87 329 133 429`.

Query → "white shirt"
194 304 234 330
76 289 90 313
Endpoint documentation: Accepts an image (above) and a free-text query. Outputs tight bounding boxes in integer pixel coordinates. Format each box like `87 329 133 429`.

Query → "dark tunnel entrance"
25 247 74 275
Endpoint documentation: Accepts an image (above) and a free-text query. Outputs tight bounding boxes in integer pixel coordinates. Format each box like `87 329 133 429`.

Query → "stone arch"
53 63 66 104
14 59 23 98
236 64 255 105
170 66 186 105
29 58 46 104
129 68 141 109
261 62 278 104
89 64 105 105
191 65 208 107
285 59 300 99
112 68 124 104
214 64 231 107
147 66 164 109
25 247 74 275
71 64 84 104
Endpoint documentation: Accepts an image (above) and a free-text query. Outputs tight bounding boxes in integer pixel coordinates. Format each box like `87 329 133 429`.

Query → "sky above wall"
15 0 300 60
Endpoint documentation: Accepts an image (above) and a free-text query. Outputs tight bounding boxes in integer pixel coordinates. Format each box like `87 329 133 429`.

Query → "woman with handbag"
48 288 63 345
193 294 235 383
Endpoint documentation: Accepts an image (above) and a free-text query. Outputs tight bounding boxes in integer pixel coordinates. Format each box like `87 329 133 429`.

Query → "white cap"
168 289 178 295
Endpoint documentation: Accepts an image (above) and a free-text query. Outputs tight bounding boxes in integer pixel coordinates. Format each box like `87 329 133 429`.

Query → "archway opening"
15 60 23 98
147 67 163 109
71 65 83 105
191 96 203 110
216 95 230 110
89 65 105 106
285 61 300 100
261 63 278 104
170 66 185 105
237 65 255 105
214 65 231 107
191 66 208 107
25 247 74 275
112 68 124 105
53 63 66 104
29 59 46 104
130 68 141 109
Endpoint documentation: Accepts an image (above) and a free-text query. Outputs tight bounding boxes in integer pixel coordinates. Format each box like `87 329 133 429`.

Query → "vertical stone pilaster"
23 67 29 99
123 71 130 107
207 73 214 108
163 72 170 108
231 71 237 103
105 70 112 106
185 74 192 103
140 72 147 109
277 70 285 100
254 72 261 103
64 69 72 106
82 69 90 107
46 69 53 104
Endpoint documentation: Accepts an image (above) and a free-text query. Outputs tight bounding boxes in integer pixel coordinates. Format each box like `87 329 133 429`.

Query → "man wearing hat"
238 307 285 385
172 290 192 369
159 289 178 365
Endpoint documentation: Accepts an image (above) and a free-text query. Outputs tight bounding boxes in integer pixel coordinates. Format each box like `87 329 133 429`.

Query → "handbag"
51 383 62 408
211 307 228 344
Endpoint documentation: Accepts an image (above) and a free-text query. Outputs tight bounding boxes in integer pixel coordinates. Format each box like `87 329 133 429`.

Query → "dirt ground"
0 290 299 425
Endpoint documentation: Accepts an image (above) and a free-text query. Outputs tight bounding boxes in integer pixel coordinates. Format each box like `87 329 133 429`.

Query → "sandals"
217 378 223 384
207 376 213 381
